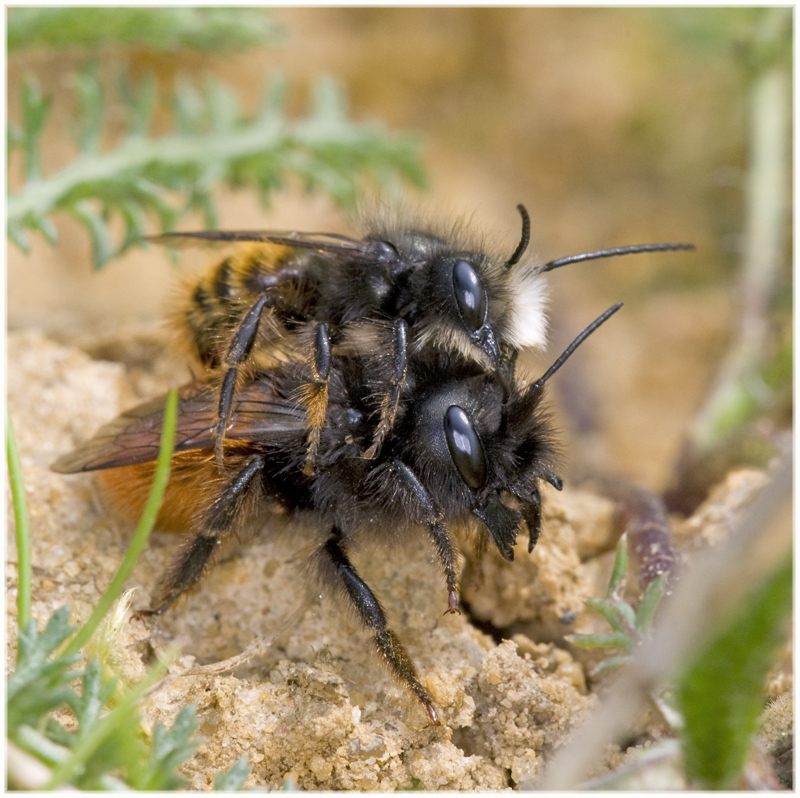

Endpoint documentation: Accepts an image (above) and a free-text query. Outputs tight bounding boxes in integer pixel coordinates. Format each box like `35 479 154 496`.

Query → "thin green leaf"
14 724 71 768
10 607 76 691
118 71 157 141
7 222 30 253
204 78 240 134
72 69 104 155
172 75 206 134
117 200 148 254
258 72 288 120
6 408 32 632
588 655 632 678
606 532 629 597
636 574 667 634
677 555 792 789
70 659 118 736
584 597 636 636
21 78 50 181
569 630 633 652
137 706 198 790
64 388 178 656
70 201 114 270
215 757 252 791
30 213 59 245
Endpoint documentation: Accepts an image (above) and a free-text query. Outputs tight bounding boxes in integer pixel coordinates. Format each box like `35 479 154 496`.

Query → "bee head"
403 303 622 561
402 372 556 560
367 207 549 373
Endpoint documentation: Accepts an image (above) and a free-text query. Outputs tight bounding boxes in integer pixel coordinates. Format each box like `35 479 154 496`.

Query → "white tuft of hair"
505 268 550 350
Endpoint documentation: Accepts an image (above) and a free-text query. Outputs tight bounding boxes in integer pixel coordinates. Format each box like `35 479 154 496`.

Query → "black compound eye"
444 405 487 490
452 260 487 333
371 240 399 262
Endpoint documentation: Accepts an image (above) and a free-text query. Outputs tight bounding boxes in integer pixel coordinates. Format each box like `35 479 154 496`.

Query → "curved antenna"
505 204 531 268
534 303 623 389
538 242 695 274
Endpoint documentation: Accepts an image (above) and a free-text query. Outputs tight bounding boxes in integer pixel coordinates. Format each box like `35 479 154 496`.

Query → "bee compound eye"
371 240 398 262
452 259 488 333
444 405 487 490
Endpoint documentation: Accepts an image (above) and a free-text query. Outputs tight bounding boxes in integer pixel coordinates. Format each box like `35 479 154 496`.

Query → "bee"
53 207 693 722
53 300 621 723
154 207 693 470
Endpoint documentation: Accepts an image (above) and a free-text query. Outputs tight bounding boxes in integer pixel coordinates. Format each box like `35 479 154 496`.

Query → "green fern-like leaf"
135 707 199 790
8 69 426 268
215 757 252 791
7 608 79 732
7 7 284 53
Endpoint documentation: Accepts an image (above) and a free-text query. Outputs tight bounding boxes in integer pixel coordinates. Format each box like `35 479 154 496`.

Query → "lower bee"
52 304 620 723
155 209 692 470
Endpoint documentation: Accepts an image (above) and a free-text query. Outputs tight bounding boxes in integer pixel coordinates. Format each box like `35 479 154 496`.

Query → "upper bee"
156 205 550 376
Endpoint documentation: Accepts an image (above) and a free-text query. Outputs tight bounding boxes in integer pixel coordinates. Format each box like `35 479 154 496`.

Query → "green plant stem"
64 388 178 657
690 10 790 452
6 408 32 633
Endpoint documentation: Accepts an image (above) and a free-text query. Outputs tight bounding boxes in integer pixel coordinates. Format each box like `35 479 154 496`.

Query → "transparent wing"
149 229 384 260
51 381 308 473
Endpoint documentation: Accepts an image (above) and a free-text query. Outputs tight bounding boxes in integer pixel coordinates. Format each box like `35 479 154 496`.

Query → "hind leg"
142 456 263 616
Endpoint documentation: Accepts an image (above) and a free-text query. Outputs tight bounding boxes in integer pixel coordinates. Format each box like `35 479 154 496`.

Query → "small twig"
613 484 678 592
179 635 275 678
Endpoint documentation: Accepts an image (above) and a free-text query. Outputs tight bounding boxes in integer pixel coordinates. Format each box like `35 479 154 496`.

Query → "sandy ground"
7 328 789 789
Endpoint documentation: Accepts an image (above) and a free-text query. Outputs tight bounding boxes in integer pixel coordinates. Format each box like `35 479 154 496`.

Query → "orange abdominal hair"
96 452 221 534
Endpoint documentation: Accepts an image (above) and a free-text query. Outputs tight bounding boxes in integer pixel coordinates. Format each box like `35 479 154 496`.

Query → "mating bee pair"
53 206 691 722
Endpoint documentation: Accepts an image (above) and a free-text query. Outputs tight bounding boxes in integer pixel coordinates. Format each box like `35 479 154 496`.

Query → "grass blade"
64 388 179 656
6 408 32 633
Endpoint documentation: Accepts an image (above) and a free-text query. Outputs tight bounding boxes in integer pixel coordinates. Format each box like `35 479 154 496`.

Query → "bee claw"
425 702 442 726
133 604 167 621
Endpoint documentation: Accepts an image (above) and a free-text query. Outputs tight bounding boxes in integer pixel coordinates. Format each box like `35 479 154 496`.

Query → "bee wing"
149 230 382 260
51 383 308 473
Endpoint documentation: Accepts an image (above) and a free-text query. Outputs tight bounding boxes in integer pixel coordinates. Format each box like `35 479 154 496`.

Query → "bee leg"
301 322 331 476
363 319 408 460
391 460 460 614
214 295 271 460
145 456 263 615
522 484 543 553
318 528 441 725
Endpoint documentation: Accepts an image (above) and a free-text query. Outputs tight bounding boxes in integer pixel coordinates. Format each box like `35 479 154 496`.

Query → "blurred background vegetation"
8 6 791 496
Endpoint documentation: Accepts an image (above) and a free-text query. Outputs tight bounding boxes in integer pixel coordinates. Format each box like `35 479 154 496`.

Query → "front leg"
317 528 440 724
363 319 408 460
389 460 461 614
300 322 332 476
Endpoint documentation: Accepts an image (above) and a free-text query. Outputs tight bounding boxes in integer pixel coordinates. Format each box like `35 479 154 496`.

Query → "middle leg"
317 527 440 724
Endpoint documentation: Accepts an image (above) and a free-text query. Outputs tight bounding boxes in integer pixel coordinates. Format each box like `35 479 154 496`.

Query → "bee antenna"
537 242 695 274
533 303 623 389
505 204 531 268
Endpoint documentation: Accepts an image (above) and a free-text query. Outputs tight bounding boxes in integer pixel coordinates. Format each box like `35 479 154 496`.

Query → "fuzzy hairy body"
52 208 667 721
